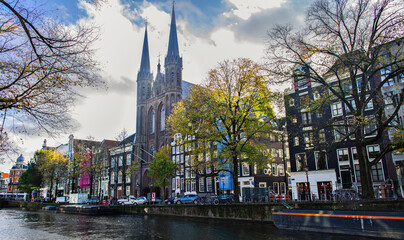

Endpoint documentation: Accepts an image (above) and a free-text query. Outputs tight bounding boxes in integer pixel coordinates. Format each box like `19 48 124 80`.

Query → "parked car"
133 196 148 205
164 197 176 204
55 196 69 204
176 194 199 204
216 194 235 204
118 196 136 205
86 198 100 205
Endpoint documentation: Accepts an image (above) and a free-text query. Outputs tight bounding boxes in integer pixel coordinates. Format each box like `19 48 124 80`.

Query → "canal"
0 209 371 239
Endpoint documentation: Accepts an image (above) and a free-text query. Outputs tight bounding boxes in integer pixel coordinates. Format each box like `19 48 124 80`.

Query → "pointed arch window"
160 105 165 131
150 109 155 133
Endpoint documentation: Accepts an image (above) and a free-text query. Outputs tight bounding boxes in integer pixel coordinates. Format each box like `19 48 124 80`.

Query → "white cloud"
224 0 287 20
0 0 269 172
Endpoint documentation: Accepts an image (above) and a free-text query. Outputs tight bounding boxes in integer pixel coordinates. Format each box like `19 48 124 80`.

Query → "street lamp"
304 166 311 202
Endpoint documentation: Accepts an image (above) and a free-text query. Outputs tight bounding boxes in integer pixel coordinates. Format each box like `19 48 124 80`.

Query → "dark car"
215 194 235 204
176 194 199 204
164 197 176 204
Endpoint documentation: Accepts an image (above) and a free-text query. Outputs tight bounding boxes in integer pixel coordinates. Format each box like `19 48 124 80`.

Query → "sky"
1 0 312 172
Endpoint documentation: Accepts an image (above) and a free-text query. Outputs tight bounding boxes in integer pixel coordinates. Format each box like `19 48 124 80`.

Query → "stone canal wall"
120 203 280 222
117 199 404 222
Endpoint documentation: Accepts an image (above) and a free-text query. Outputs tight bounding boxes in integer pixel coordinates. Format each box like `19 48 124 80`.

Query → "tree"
115 128 129 142
18 161 43 194
266 0 404 199
0 0 102 157
35 149 68 200
147 146 177 200
168 58 277 202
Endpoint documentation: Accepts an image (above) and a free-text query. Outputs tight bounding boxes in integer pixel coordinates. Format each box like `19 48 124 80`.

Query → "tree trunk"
356 142 375 199
232 154 240 203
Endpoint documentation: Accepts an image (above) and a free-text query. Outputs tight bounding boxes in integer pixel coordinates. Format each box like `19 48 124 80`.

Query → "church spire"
166 3 179 60
139 23 150 73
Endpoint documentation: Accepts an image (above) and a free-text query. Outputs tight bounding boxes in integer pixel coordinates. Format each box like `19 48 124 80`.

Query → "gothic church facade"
134 5 189 196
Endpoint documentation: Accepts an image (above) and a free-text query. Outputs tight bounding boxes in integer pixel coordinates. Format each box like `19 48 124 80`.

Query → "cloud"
224 0 287 20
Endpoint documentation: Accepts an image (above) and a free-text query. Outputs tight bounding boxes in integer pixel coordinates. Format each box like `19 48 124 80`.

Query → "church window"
171 72 174 81
160 105 165 131
150 109 155 133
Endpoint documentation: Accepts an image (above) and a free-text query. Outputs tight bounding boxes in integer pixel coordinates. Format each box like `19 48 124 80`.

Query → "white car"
133 196 148 205
117 195 136 205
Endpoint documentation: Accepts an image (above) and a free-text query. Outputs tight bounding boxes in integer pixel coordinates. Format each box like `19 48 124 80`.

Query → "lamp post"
304 166 311 202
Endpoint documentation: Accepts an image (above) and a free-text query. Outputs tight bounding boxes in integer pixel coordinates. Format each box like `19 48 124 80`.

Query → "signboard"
151 192 156 201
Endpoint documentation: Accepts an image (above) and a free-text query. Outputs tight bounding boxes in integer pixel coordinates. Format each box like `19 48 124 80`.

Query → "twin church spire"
138 3 180 78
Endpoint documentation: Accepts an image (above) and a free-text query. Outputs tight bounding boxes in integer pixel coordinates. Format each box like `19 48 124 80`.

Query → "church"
134 4 192 197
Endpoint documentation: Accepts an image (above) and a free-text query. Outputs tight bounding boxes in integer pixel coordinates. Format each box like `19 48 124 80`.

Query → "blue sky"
2 0 313 171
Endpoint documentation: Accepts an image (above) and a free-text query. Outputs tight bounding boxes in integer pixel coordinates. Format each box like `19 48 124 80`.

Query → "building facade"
285 57 401 200
133 5 193 198
8 154 27 194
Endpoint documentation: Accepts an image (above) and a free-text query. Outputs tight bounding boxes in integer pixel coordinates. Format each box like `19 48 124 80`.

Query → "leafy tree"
35 149 68 199
0 0 103 158
18 161 43 194
266 0 404 199
147 146 177 200
168 58 277 202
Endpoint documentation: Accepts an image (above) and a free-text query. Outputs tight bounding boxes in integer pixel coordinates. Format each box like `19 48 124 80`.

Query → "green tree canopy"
168 58 277 202
147 146 177 200
18 161 43 194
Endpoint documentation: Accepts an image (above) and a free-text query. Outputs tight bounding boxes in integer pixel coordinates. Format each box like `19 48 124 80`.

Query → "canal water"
0 209 371 240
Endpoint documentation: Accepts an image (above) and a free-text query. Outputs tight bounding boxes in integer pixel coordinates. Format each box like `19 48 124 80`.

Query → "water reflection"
0 209 370 240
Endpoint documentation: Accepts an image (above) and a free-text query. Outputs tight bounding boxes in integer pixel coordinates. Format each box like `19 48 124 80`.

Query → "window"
278 165 285 176
280 182 286 194
292 115 297 123
303 131 314 148
118 171 123 184
364 97 373 110
160 105 165 131
319 129 326 143
259 182 267 188
273 182 279 194
334 121 346 141
364 116 377 136
367 145 384 182
150 109 155 133
398 73 404 83
126 173 131 183
289 98 295 106
118 156 123 166
367 145 380 159
381 66 393 87
242 163 250 176
301 112 312 125
345 99 356 114
315 151 327 170
337 149 349 162
356 77 369 92
199 177 205 192
126 154 131 165
294 136 299 146
298 79 307 89
295 153 306 171
186 180 191 191
206 177 213 192
272 164 278 176
191 180 196 191
331 102 343 117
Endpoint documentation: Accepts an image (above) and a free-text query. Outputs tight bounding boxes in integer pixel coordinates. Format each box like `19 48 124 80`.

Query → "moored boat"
273 209 404 239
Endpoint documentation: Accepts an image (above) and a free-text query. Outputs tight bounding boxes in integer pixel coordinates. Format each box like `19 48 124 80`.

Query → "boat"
272 208 404 239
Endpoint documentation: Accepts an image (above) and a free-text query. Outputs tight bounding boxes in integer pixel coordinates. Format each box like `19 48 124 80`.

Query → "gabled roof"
100 139 120 148
118 133 136 146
